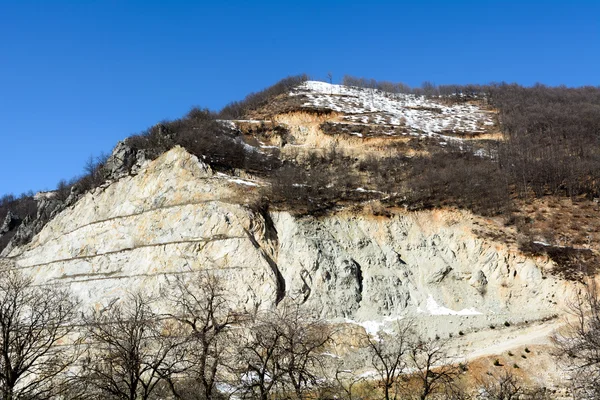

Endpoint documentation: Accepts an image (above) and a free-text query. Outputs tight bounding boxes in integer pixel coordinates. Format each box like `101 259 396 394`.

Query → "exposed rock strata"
3 147 569 338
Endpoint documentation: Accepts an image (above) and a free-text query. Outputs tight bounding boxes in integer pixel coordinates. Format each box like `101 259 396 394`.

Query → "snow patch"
533 241 551 247
425 295 481 316
355 187 383 194
358 370 379 379
344 316 403 336
259 143 279 149
227 178 259 187
291 81 495 140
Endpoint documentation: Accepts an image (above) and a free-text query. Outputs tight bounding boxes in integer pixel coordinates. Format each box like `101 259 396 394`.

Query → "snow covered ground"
423 294 482 316
290 81 495 138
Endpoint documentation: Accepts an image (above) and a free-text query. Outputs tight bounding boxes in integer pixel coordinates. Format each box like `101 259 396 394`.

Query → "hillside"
1 76 600 398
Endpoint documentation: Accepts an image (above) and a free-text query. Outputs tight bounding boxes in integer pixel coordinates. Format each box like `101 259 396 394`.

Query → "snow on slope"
291 81 495 138
424 294 481 316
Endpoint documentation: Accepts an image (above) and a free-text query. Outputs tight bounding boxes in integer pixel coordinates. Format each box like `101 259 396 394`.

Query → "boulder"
469 270 488 293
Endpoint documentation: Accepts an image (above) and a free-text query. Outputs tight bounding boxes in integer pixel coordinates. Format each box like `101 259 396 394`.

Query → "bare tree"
364 321 414 400
553 279 600 399
421 81 438 97
407 336 461 400
278 303 332 399
55 179 71 202
364 321 460 400
81 153 108 190
236 311 285 400
236 301 332 400
80 292 178 400
162 273 239 400
0 269 79 400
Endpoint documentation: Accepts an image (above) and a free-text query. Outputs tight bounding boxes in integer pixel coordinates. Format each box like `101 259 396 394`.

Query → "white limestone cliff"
3 146 570 340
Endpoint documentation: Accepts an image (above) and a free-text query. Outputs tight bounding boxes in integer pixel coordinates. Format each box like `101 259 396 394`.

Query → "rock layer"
3 147 569 339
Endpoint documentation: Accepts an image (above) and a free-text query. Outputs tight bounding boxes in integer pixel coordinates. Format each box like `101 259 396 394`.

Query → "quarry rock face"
5 147 275 310
3 146 568 337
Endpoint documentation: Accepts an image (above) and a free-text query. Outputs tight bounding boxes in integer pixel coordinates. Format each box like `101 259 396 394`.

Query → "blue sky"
1 0 599 196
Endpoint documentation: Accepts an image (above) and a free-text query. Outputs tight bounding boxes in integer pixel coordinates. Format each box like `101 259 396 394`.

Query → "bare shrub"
477 369 525 400
404 150 511 216
491 83 600 200
127 108 281 175
219 74 309 119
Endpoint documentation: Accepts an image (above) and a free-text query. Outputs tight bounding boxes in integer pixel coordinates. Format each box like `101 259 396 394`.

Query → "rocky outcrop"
1 140 154 256
1 195 67 256
469 270 488 293
103 140 150 180
3 146 571 339
0 211 21 235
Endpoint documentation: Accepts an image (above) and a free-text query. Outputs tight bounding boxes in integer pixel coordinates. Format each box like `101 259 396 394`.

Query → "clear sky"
1 0 599 197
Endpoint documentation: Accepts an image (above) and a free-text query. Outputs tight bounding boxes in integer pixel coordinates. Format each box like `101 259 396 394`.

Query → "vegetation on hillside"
2 75 600 278
341 75 600 200
125 107 281 174
218 74 309 119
